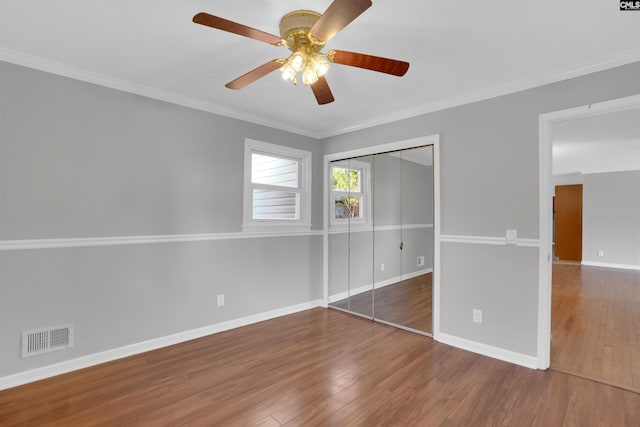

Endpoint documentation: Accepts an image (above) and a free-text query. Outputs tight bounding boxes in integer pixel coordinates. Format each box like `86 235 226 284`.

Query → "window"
243 139 311 231
330 159 371 227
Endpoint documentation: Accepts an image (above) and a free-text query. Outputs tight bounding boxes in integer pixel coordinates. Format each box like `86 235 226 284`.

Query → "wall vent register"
21 324 74 358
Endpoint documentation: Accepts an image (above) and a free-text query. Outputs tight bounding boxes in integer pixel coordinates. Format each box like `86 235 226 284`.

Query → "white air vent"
21 324 74 358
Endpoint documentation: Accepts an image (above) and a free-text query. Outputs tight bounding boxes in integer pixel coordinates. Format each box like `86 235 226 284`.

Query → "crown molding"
2 47 639 140
0 48 321 139
318 48 640 139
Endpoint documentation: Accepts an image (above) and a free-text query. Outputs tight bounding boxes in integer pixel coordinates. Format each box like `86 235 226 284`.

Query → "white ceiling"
552 106 640 175
1 1 639 139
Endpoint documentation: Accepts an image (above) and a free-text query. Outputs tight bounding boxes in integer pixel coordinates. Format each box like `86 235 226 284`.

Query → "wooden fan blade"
328 50 409 76
310 0 372 43
193 12 282 46
310 76 335 105
225 60 283 90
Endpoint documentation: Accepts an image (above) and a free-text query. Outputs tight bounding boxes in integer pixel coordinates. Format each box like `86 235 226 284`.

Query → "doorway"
538 94 640 389
322 136 441 337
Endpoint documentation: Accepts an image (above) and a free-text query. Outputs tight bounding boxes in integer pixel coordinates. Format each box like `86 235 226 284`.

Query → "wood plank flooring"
2 307 640 426
330 273 432 333
551 263 640 392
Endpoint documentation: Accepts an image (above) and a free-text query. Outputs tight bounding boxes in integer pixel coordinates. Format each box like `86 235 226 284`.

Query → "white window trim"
243 139 312 232
329 159 372 231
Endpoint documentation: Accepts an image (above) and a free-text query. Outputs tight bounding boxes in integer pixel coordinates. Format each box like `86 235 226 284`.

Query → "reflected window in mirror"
330 159 371 229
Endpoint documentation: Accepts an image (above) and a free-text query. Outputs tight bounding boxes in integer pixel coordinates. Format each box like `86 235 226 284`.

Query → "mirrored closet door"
328 156 374 319
328 145 434 336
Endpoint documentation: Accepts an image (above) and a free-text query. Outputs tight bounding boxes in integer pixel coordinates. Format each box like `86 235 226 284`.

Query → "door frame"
322 134 441 338
537 93 640 369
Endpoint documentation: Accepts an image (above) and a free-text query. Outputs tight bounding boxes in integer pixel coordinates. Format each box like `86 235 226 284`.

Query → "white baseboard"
581 261 640 271
328 268 433 303
436 332 538 369
0 299 322 391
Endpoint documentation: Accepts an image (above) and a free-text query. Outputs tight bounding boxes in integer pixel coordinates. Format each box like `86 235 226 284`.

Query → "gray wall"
0 64 324 238
2 57 640 378
0 61 322 377
323 61 640 357
582 170 640 266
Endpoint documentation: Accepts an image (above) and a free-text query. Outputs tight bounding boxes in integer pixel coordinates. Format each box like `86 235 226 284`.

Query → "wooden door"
555 184 583 261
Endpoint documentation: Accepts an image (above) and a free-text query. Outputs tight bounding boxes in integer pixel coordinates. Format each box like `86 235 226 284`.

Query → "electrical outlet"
217 294 225 307
598 249 604 257
381 263 385 272
417 255 425 267
506 229 518 245
473 309 483 324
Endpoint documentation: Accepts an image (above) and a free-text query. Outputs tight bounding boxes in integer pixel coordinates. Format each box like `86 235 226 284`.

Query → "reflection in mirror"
328 157 373 318
372 146 434 334
399 146 434 333
328 145 434 336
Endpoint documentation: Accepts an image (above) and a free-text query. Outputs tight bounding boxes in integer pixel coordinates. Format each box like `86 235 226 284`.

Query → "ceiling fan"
193 0 409 105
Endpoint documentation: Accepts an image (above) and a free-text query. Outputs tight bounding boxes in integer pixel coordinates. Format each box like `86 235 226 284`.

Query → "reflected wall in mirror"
373 146 434 334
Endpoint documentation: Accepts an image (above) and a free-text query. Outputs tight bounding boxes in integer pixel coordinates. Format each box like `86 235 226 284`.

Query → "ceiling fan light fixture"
302 67 319 86
193 0 407 105
281 63 297 83
276 10 332 87
291 52 305 71
280 46 330 86
315 57 330 77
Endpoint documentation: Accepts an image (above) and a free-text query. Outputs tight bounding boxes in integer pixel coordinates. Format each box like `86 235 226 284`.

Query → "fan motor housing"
279 10 323 48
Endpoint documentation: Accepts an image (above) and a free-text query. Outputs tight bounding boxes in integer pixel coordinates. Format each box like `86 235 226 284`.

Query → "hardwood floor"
2 307 640 426
330 273 432 333
551 263 640 392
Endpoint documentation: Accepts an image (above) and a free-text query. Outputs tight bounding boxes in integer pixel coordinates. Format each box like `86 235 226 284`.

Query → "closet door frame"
323 135 441 339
